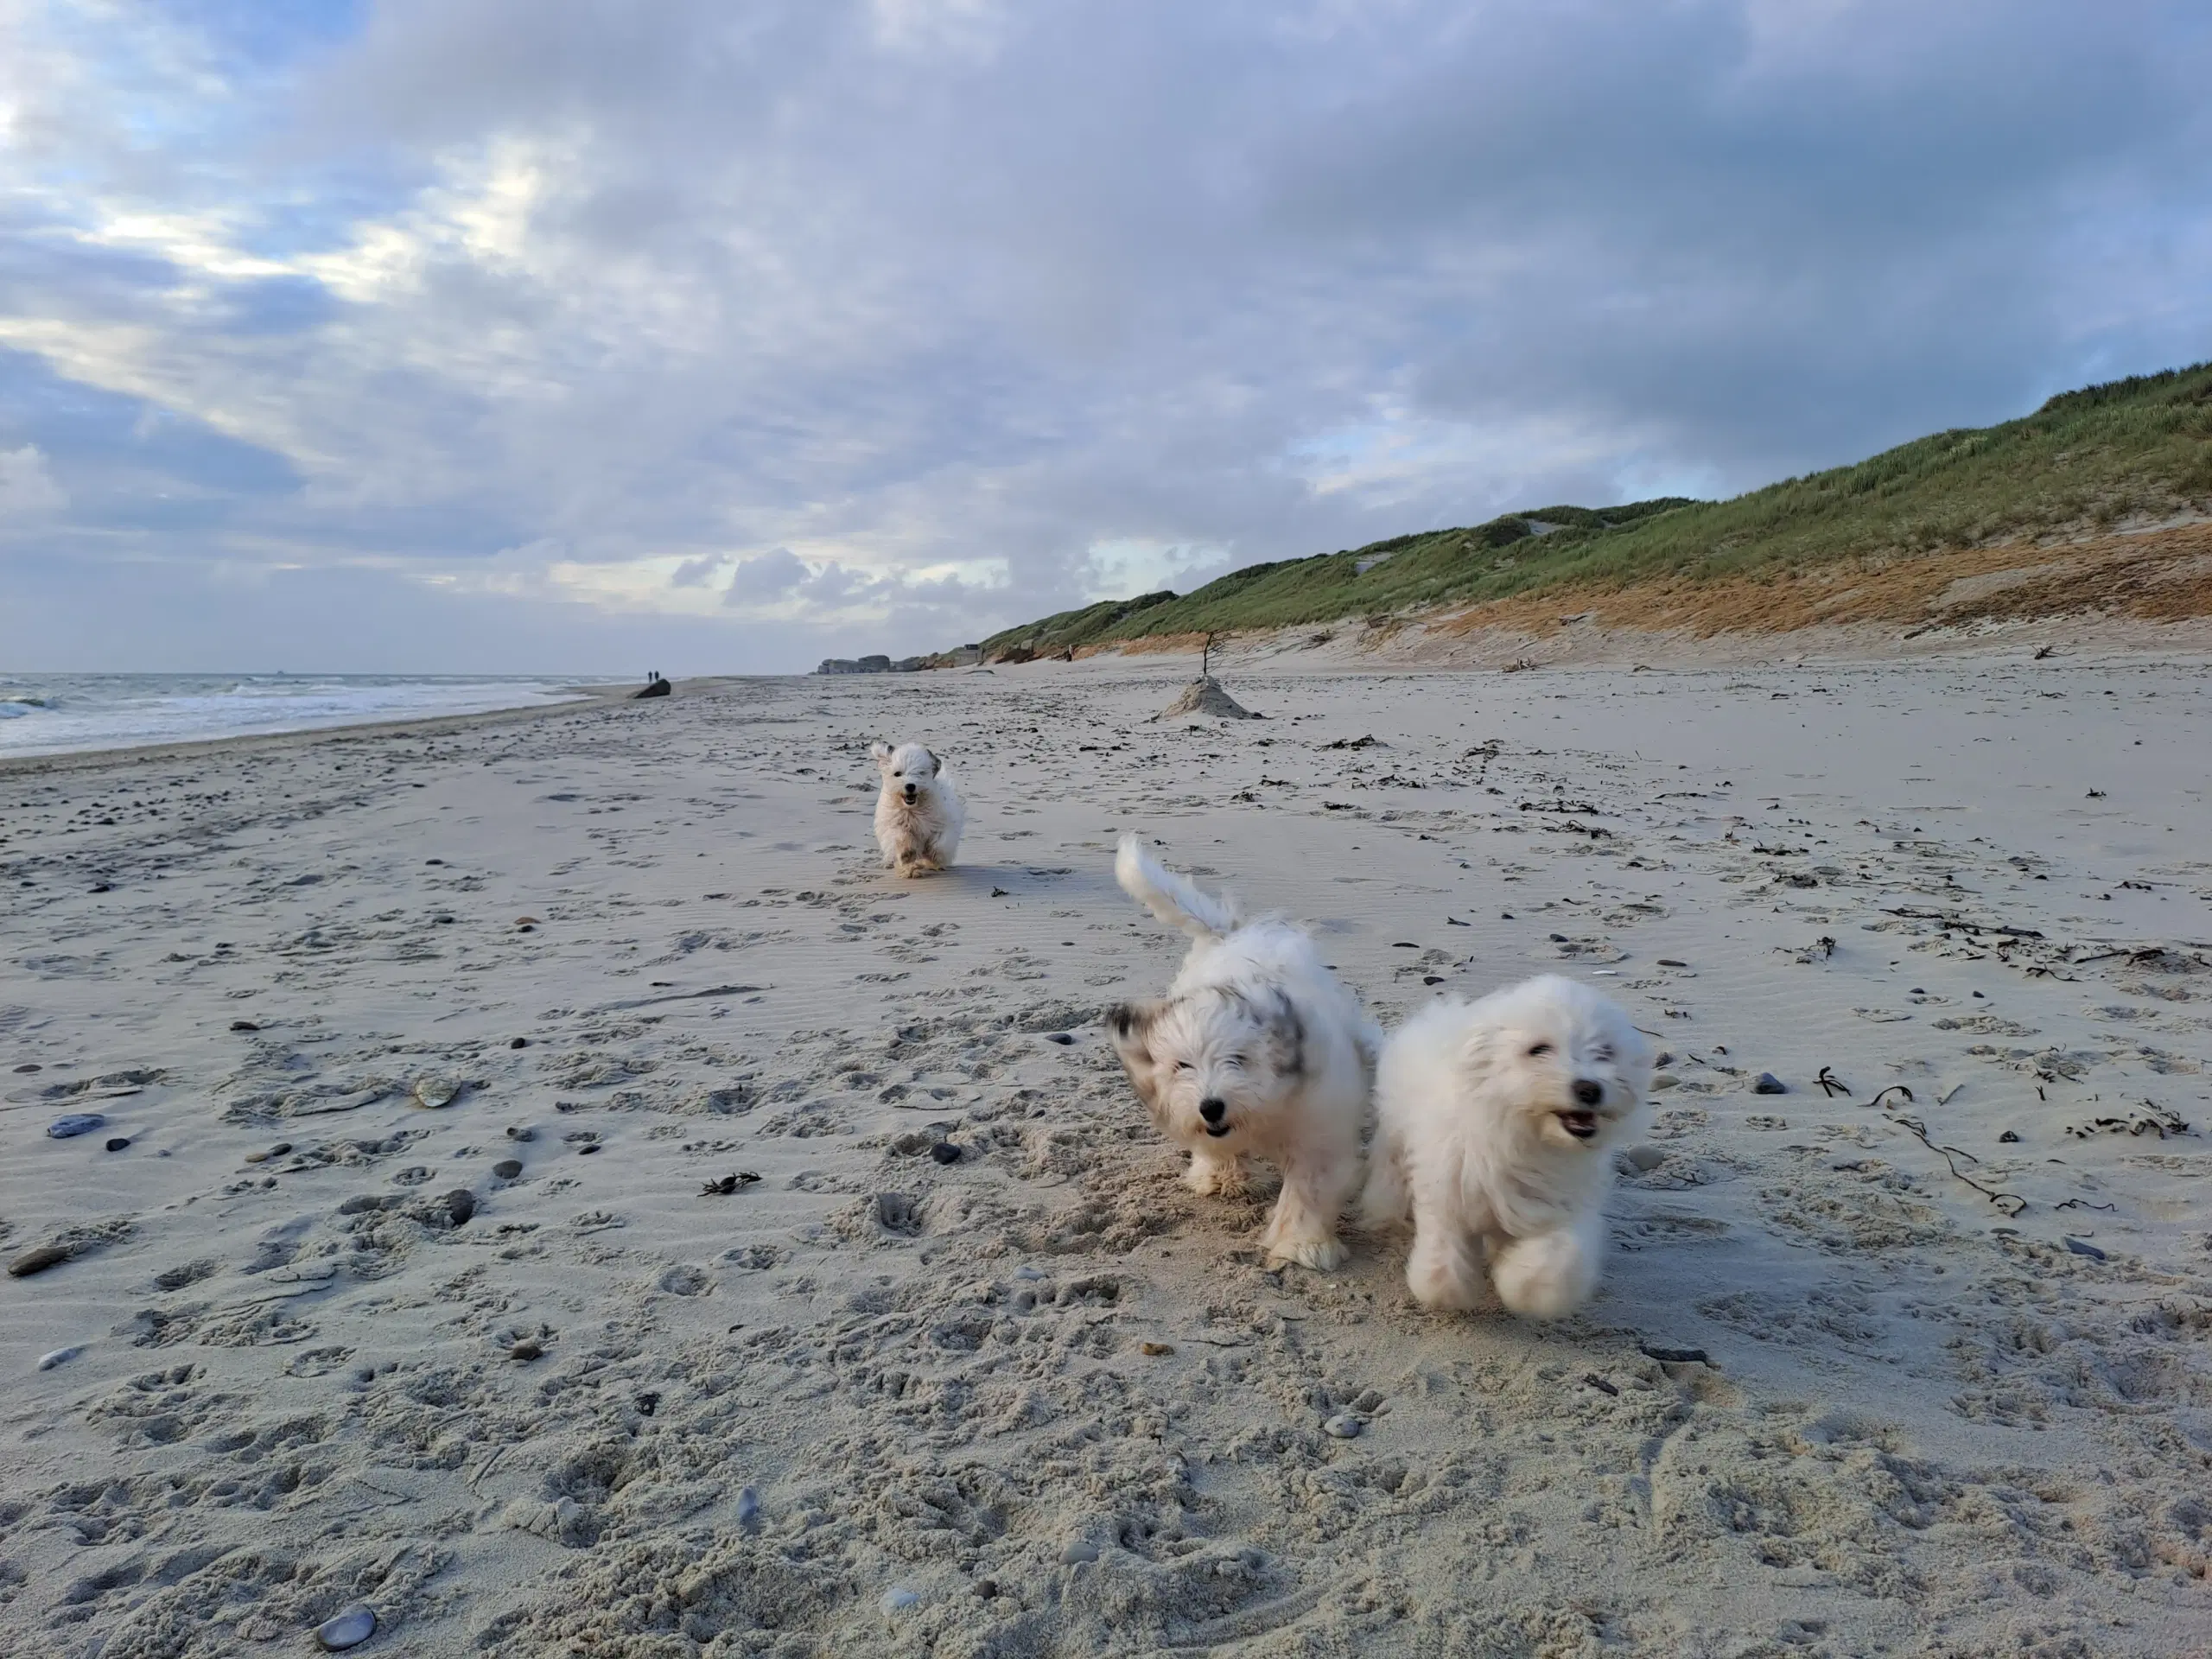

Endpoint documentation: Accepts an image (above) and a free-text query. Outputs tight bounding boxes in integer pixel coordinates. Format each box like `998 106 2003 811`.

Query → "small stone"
493 1159 524 1179
230 1020 260 1033
2063 1236 2106 1261
9 1244 72 1278
244 1141 293 1166
510 1338 543 1362
881 1587 922 1615
1639 1343 1710 1364
1656 958 1688 968
1044 1032 1075 1045
929 1141 963 1165
412 1078 460 1109
37 1344 82 1371
736 1485 762 1529
1058 1540 1100 1565
12 1062 41 1072
1998 1129 2020 1143
506 1125 535 1141
445 1189 477 1225
105 1137 130 1153
576 1142 601 1155
1751 1073 1787 1095
509 1037 528 1048
1323 1414 1363 1439
974 1579 999 1599
1623 1145 1666 1173
314 1604 378 1650
337 1195 385 1216
47 1113 106 1140
1140 1341 1175 1357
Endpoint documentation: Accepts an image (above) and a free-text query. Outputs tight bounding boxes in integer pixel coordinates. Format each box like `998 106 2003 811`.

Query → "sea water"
0 673 607 760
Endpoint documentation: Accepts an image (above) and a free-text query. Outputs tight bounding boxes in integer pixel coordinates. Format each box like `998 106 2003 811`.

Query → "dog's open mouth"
1204 1122 1232 1139
1556 1109 1599 1140
902 788 918 803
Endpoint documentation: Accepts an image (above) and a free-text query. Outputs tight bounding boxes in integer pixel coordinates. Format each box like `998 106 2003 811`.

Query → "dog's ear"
922 747 941 771
869 741 893 767
1105 999 1168 1110
1262 989 1306 1077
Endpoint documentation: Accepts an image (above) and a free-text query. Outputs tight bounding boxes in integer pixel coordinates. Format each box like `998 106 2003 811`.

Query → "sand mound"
1150 675 1260 720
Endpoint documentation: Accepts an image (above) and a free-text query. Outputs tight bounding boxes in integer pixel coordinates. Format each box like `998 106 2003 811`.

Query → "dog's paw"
1268 1234 1348 1272
1184 1154 1248 1197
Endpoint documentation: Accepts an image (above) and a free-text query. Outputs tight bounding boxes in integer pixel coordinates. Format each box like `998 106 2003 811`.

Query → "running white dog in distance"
1107 834 1376 1269
869 741 963 875
1361 975 1652 1319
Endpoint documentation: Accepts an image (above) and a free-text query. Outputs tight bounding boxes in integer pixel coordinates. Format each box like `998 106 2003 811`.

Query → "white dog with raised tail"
1361 975 1652 1319
869 741 963 875
1106 834 1376 1270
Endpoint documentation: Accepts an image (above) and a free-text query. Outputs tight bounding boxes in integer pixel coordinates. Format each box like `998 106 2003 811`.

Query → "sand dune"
3 649 2209 1656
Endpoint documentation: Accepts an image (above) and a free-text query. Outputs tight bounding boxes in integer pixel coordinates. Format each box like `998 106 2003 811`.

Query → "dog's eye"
1174 1060 1194 1073
1594 1046 1613 1063
1527 1042 1554 1058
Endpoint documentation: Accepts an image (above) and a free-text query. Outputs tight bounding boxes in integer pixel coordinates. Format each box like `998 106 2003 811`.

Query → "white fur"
870 741 963 875
1360 975 1653 1319
1107 835 1378 1270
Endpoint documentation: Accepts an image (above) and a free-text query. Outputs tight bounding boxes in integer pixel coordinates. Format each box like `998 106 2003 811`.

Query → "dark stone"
493 1159 523 1179
510 1338 543 1361
576 1142 601 1155
930 1142 963 1166
2062 1236 2107 1261
445 1189 477 1224
509 1037 528 1049
105 1137 130 1152
1044 1033 1075 1046
1640 1343 1710 1363
230 1020 260 1032
632 678 672 698
9 1243 73 1278
1998 1129 2020 1143
1752 1073 1787 1095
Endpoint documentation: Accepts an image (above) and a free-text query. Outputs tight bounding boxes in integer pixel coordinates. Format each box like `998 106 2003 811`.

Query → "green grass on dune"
976 361 2212 654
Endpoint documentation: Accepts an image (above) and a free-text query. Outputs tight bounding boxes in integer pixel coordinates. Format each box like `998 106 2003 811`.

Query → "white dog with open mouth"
870 741 963 875
1106 834 1376 1270
1360 974 1652 1319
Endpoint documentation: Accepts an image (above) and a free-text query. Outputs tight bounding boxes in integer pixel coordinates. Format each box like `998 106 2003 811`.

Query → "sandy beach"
3 645 2209 1658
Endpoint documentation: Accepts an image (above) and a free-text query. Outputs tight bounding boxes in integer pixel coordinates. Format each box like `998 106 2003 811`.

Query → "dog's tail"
1116 834 1241 940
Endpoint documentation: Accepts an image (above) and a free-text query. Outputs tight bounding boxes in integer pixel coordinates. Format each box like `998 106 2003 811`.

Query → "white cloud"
0 446 66 517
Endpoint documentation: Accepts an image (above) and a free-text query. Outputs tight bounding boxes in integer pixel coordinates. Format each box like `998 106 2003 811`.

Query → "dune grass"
977 361 2212 655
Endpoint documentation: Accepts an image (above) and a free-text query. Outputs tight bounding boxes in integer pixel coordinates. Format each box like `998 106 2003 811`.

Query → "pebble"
1623 1145 1666 1173
1043 1032 1076 1045
510 1338 543 1362
230 1020 260 1033
577 1142 601 1155
2063 1236 2107 1261
105 1137 130 1153
314 1604 378 1651
881 1587 922 1614
338 1195 389 1216
1751 1073 1787 1095
244 1142 294 1165
1140 1341 1175 1357
1999 1129 2020 1143
506 1125 536 1141
493 1159 524 1179
929 1141 963 1165
1640 1343 1711 1363
47 1113 106 1140
1323 1414 1363 1439
736 1485 762 1530
412 1078 460 1109
445 1189 477 1225
509 1037 529 1048
1058 1540 1100 1564
37 1345 82 1371
9 1244 73 1278
12 1062 41 1072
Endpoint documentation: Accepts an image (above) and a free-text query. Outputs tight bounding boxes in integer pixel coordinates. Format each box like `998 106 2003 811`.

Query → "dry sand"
2 646 2209 1657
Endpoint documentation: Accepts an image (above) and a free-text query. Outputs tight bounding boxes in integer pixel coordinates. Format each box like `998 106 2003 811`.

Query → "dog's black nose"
1572 1079 1604 1108
1198 1096 1226 1124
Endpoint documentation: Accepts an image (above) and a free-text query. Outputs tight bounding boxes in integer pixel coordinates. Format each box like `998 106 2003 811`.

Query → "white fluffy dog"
1360 975 1653 1319
870 741 963 875
1106 835 1377 1270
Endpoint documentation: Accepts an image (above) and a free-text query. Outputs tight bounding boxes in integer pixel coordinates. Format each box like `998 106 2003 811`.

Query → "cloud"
1 1 2209 671
0 445 67 516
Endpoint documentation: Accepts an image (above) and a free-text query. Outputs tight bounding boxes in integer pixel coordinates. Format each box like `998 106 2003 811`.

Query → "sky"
2 0 2209 674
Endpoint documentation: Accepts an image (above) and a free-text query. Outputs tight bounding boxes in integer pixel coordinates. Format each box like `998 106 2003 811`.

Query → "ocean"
0 673 609 760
